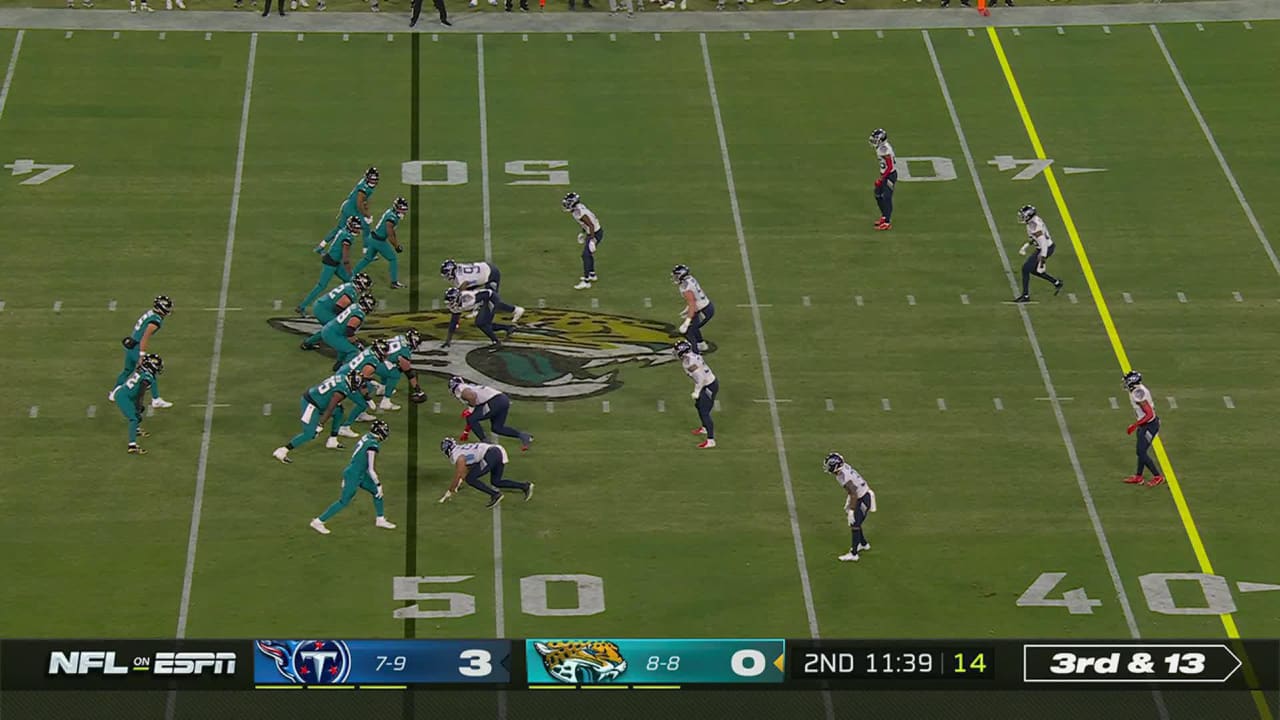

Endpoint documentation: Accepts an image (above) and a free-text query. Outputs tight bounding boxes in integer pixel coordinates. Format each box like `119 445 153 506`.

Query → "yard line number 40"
1019 572 1240 616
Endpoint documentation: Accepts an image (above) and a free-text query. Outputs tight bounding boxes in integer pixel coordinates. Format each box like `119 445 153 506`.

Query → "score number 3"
459 649 493 678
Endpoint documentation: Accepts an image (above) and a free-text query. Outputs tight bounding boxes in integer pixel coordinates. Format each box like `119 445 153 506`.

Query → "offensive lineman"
298 215 360 315
869 128 897 231
112 353 164 455
272 371 368 464
438 437 533 508
675 340 718 449
110 295 174 409
824 452 876 562
1123 370 1164 487
1014 205 1064 303
316 167 379 254
440 259 525 323
352 196 409 290
672 264 714 351
315 294 377 370
563 192 604 290
370 333 430 411
310 419 397 535
450 375 534 451
300 273 372 349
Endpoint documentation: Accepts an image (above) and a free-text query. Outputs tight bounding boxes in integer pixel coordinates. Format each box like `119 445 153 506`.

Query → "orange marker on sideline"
977 0 989 15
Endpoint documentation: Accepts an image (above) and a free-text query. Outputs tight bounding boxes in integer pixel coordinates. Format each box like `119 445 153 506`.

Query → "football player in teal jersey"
340 342 400 424
110 295 173 409
272 371 368 464
353 197 408 289
315 167 379 254
316 294 377 369
111 353 163 455
310 419 397 535
300 273 372 350
370 331 429 412
298 216 360 315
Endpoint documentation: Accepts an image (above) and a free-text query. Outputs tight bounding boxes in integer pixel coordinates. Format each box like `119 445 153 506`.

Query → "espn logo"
48 651 237 676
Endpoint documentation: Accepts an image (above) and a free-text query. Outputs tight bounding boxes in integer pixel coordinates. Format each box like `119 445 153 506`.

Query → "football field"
0 17 1278 718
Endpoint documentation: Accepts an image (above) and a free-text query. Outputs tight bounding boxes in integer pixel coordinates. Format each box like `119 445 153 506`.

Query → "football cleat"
511 306 525 323
873 217 886 227
337 426 360 438
562 192 581 211
127 444 147 455
857 543 871 552
300 340 318 351
151 397 173 409
824 452 845 473
1123 370 1143 390
1123 474 1145 484
698 439 717 449
310 518 330 535
875 221 892 231
692 427 706 435
1018 204 1037 223
523 483 535 502
153 295 174 316
838 551 860 562
273 447 291 464
1014 294 1031 303
521 435 534 452
390 282 407 290
375 517 397 529
486 494 504 509
355 412 377 422
369 419 391 441
137 427 150 438
324 437 343 450
697 342 710 352
378 397 400 411
573 279 592 290
1147 475 1166 487
1054 280 1065 295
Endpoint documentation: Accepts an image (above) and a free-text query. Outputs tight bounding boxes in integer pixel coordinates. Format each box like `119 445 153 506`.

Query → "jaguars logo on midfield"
533 641 628 684
269 307 711 400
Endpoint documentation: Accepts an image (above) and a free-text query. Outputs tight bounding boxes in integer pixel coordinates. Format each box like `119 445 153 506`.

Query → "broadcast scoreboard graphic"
0 639 1275 692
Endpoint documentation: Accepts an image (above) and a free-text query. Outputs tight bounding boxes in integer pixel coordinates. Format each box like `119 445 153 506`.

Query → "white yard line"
924 32 1168 720
701 28 827 664
0 30 23 123
175 30 258 642
1150 25 1278 278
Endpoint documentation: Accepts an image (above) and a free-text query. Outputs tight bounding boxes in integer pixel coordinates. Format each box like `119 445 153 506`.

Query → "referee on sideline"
410 0 450 26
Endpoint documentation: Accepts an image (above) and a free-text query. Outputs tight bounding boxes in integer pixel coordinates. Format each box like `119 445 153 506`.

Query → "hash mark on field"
0 301 5 311
522 33 528 41
961 293 970 305
112 31 119 39
802 296 811 307
432 402 441 414
590 297 599 309
1056 26 1064 35
28 405 37 418
159 32 166 40
1177 291 1187 303
432 34 439 41
1122 292 1133 304
1036 396 1074 401
566 33 573 41
53 300 62 313
609 33 616 41
754 398 792 403
1110 396 1120 410
643 297 652 308
545 402 554 414
832 31 839 39
601 400 610 413
787 32 795 40
377 298 388 310
966 29 975 37
854 295 864 307
1067 292 1078 304
881 398 891 411
743 32 751 40
1166 396 1178 410
342 33 350 41
87 405 96 418
714 399 721 411
737 303 771 308
1195 22 1204 31
1223 395 1235 409
657 399 665 413
875 30 884 39
1011 28 1021 36
387 34 394 42
297 33 304 41
1244 21 1253 29
108 300 117 311
1233 291 1243 302
993 397 1003 411
654 33 662 41
203 307 242 311
272 299 282 310
146 405 155 417
65 31 73 39
906 294 916 306
825 398 834 412
431 298 440 310
937 398 947 411
262 403 271 416
190 404 230 408
1103 25 1111 34
537 298 546 308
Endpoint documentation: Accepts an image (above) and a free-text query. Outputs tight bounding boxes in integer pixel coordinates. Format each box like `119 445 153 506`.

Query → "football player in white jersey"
442 287 512 349
672 264 714 351
824 452 876 562
1122 370 1164 487
450 375 534 451
439 259 525 324
675 340 718 449
869 128 897 231
563 192 604 290
1015 205 1064 303
438 437 533 508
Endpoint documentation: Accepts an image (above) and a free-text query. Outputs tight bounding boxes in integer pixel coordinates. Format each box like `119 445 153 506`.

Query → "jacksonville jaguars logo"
269 307 711 401
255 640 352 685
533 641 628 684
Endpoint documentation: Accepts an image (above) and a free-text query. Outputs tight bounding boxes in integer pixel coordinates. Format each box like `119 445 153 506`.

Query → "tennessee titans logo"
255 640 352 685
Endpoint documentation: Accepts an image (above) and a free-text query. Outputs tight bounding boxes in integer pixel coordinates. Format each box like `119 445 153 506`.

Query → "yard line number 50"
393 574 606 618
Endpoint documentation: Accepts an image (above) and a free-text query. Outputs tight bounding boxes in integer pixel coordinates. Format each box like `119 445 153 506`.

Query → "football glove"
461 409 473 418
678 318 691 334
1036 261 1046 274
691 390 701 401
576 233 586 245
1018 244 1029 256
363 215 373 226
394 245 404 253
410 390 428 404
121 337 138 350
874 178 883 188
375 483 384 499
439 489 456 503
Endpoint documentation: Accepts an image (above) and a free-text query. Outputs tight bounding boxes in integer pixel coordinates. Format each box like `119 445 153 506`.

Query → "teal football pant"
320 326 360 367
302 304 341 347
287 396 346 449
115 346 159 399
115 394 143 444
352 238 399 284
299 262 353 312
318 472 384 522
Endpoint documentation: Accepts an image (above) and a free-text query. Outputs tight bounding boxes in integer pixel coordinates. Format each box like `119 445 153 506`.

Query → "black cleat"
137 427 151 438
1014 294 1031 303
486 493 504 508
300 341 317 351
1053 280 1064 296
441 17 451 24
522 483 535 501
390 281 407 289
128 444 147 455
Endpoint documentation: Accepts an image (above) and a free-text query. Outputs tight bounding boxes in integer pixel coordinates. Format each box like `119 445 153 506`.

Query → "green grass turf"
0 24 1277 710
0 0 1213 12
